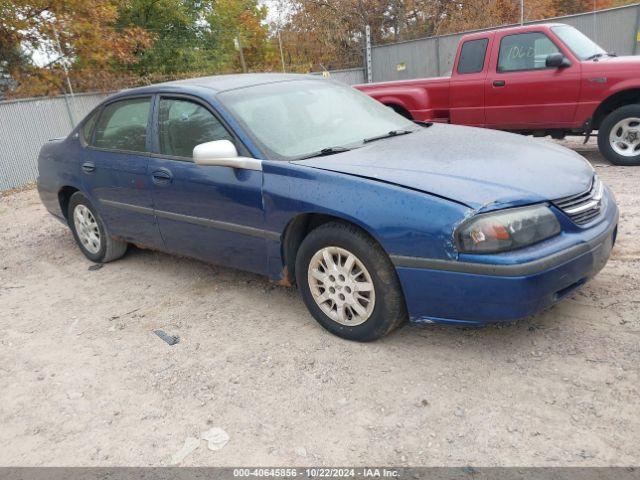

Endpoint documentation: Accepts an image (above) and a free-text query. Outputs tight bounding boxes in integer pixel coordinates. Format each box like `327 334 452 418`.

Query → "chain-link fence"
0 92 108 191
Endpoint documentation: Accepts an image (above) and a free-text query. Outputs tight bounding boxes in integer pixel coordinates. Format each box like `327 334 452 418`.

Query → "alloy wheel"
609 117 640 157
307 246 376 326
73 204 101 254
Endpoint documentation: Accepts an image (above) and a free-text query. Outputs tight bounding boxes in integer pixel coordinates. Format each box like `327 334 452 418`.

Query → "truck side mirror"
546 53 571 68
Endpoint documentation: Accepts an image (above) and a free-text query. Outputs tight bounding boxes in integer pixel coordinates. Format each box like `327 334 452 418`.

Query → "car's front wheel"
598 105 640 166
295 222 407 341
68 192 128 263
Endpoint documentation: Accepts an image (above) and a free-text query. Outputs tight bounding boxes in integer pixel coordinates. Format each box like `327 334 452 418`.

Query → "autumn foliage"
0 0 633 98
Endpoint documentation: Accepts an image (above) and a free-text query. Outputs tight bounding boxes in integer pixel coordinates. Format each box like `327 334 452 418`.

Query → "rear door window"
457 38 489 74
92 97 152 153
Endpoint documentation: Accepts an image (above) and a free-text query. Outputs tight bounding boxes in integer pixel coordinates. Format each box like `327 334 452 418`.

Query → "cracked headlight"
455 204 561 254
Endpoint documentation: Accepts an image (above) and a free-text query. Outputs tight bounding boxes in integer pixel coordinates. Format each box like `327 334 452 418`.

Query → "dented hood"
293 124 593 211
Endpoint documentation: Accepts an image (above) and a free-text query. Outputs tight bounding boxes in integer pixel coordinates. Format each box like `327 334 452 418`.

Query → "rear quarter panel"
37 134 83 220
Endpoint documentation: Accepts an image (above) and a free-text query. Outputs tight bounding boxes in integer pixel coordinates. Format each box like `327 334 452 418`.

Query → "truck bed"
355 76 451 123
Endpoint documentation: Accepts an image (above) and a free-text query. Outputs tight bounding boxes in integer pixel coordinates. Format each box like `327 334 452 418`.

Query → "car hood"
581 55 640 72
293 124 593 211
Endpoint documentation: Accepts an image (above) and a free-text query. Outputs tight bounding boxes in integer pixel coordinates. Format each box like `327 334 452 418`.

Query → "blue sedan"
37 74 618 341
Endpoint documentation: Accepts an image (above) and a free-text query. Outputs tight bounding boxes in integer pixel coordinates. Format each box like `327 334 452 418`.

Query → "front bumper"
393 201 618 326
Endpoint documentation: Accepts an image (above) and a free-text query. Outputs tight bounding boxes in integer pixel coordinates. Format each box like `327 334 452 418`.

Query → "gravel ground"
0 138 638 467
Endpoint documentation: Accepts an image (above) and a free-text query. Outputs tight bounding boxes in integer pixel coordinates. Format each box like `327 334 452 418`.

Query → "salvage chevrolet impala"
37 74 619 341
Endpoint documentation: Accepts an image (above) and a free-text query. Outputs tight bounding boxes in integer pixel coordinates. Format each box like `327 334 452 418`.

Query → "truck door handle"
493 80 506 87
81 162 95 173
151 169 172 185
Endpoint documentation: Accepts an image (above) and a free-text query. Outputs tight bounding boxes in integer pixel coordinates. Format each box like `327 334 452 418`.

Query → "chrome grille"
552 175 604 226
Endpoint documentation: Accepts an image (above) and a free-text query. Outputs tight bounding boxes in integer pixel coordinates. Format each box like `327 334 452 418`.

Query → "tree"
1 0 153 97
205 0 273 72
116 0 207 74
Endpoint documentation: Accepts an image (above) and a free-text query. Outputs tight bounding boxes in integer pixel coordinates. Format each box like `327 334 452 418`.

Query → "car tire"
598 104 640 166
67 192 127 263
295 221 407 341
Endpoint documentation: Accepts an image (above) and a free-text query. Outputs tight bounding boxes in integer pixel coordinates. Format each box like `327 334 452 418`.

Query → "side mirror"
546 53 571 68
193 140 262 171
193 139 238 164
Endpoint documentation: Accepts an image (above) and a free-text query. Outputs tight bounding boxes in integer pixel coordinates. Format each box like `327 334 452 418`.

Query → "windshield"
551 25 606 60
218 79 416 159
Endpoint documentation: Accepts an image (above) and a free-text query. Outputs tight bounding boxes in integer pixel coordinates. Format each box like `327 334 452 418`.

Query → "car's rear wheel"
295 221 407 341
598 105 640 166
68 192 127 263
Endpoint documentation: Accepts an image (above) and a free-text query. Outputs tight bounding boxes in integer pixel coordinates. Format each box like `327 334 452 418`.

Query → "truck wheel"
598 105 640 166
388 104 412 120
68 192 128 263
295 221 407 342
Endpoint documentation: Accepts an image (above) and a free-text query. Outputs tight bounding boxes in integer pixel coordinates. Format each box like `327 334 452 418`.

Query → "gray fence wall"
0 92 108 191
311 67 366 85
371 3 640 82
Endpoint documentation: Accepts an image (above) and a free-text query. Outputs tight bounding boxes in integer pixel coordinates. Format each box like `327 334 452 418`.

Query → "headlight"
455 204 561 253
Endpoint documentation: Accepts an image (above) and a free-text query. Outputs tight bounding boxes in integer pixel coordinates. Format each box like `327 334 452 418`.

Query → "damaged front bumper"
390 194 619 326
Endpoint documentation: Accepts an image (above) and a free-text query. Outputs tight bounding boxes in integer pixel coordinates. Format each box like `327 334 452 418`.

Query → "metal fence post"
435 36 441 77
634 3 640 55
62 94 76 129
365 25 373 83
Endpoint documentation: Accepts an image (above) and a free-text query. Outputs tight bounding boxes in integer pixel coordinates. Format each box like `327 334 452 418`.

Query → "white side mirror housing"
193 140 238 164
193 140 262 171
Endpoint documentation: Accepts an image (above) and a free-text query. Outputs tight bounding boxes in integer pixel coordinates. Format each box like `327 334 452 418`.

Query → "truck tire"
598 105 640 166
295 221 407 341
68 192 128 263
388 104 412 120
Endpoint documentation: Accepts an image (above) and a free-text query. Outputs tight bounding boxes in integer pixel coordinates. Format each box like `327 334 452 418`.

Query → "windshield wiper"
363 129 415 143
297 146 353 160
586 52 616 61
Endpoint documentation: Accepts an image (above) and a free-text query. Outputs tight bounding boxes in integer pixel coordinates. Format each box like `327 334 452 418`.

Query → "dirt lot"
0 138 639 467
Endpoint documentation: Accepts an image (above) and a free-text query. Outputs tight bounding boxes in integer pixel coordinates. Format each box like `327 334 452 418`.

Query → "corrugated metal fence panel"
528 4 640 56
372 3 640 82
311 68 365 85
371 38 439 82
437 34 465 76
0 92 107 191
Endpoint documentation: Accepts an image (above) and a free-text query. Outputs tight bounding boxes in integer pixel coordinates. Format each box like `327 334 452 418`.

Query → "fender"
601 79 640 98
375 89 430 113
261 161 470 282
359 86 430 114
587 84 640 130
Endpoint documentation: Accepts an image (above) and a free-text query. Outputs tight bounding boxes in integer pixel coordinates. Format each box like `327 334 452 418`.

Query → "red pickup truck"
356 23 640 165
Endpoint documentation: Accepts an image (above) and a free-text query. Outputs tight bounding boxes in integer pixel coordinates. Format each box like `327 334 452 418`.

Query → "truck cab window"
498 32 560 72
457 38 489 74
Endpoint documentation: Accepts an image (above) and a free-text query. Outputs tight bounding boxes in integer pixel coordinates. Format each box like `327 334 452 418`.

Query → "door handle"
151 169 173 185
81 161 95 173
493 80 506 87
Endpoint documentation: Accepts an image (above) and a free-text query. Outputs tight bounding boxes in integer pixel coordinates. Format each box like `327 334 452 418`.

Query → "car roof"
115 73 316 97
460 22 569 41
